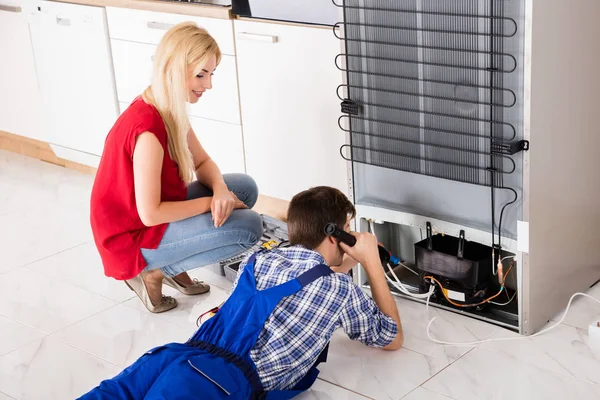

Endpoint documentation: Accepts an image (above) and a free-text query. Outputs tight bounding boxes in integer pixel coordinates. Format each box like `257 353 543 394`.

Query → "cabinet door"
0 1 43 140
106 7 236 55
189 116 245 175
111 39 240 124
110 39 154 104
120 101 244 175
235 21 347 201
29 1 118 157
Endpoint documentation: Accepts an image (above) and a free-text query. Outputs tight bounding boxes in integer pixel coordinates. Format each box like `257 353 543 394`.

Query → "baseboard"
253 195 289 222
0 130 97 175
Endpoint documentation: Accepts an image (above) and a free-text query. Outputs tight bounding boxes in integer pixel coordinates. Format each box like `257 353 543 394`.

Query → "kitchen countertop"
52 0 232 19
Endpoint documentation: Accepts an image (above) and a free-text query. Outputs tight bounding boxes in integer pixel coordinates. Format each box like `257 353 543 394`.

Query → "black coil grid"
334 0 520 188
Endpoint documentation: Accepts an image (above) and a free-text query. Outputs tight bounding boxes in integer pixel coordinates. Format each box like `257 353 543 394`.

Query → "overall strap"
296 264 333 287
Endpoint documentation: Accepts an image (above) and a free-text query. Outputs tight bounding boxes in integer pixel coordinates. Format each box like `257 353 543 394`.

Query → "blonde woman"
90 23 262 313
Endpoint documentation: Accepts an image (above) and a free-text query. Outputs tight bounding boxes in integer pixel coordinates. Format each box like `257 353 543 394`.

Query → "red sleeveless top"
90 97 187 280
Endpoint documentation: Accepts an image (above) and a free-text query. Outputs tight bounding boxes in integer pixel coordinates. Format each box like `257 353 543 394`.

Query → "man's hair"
287 186 356 249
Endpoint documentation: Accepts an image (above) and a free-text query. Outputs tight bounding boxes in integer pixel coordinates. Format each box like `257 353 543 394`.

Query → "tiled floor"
0 149 599 400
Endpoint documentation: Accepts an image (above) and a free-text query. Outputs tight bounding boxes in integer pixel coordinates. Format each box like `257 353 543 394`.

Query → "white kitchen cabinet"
0 1 43 141
119 102 244 174
234 20 347 201
29 1 118 166
188 54 241 125
111 39 241 124
189 116 245 175
110 39 155 104
105 7 235 56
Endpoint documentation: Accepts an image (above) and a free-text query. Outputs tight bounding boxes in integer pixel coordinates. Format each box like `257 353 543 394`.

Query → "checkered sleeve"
338 278 398 348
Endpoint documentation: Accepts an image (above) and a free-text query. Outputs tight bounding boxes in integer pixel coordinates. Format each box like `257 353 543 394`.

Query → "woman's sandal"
163 276 210 296
125 274 177 313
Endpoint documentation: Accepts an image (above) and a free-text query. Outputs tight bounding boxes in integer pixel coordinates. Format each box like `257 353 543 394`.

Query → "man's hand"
339 232 381 269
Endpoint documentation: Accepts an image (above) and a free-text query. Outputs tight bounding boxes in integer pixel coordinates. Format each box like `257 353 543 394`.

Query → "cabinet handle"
56 17 71 26
0 5 22 13
147 21 175 31
236 32 278 44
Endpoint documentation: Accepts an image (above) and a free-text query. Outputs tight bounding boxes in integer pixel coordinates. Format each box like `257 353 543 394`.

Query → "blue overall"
79 252 333 400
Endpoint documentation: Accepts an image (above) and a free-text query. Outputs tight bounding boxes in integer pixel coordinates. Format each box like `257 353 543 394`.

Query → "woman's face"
187 55 217 104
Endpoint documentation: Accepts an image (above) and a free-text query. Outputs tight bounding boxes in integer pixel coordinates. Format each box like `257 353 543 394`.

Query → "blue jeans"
141 174 263 278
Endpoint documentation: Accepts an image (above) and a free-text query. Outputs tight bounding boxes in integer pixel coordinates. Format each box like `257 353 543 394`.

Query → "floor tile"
401 388 453 400
188 264 234 292
4 150 600 399
0 201 92 273
423 348 600 400
296 379 370 399
481 321 600 385
393 295 504 364
0 316 46 357
0 166 92 217
53 304 191 368
123 282 230 329
318 330 448 400
27 242 134 303
0 268 117 334
0 337 121 400
552 283 600 330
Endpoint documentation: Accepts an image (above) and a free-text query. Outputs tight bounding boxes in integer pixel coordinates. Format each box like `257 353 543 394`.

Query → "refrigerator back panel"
338 0 526 238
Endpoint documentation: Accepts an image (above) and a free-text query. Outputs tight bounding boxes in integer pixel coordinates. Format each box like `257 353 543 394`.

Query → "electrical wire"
493 254 516 276
489 290 517 306
496 187 518 250
367 219 434 300
424 263 513 309
364 215 598 348
368 220 418 276
490 259 517 306
397 262 419 276
427 292 600 346
385 263 435 299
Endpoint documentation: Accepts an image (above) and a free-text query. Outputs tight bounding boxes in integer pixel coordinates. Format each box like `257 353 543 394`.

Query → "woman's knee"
224 174 259 209
234 210 263 247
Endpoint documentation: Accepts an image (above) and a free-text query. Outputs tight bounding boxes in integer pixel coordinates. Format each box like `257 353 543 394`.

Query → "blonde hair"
143 22 222 183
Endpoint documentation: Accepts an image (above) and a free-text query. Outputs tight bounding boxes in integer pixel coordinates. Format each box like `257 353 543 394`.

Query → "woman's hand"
211 186 248 227
211 186 234 227
231 191 249 211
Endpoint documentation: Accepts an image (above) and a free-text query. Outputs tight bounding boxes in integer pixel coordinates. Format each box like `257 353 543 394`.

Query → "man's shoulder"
324 271 360 296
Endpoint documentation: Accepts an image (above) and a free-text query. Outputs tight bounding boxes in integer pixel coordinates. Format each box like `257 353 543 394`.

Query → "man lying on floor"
79 186 403 400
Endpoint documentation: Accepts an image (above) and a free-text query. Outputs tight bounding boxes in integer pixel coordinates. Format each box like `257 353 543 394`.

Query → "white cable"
369 220 376 235
366 220 599 345
490 264 517 306
489 291 517 306
368 219 417 276
385 263 435 299
397 261 419 276
427 292 600 346
493 254 517 276
368 219 435 301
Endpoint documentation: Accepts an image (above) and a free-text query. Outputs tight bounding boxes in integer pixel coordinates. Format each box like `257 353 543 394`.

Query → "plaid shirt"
232 246 398 391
